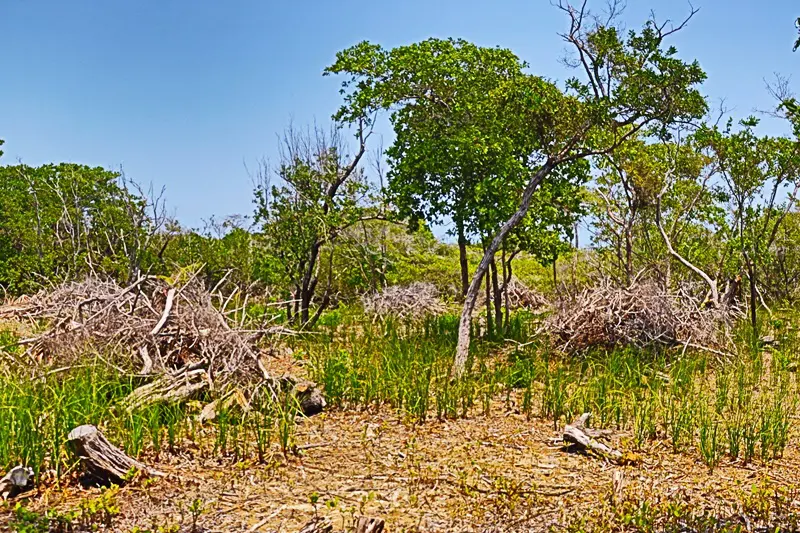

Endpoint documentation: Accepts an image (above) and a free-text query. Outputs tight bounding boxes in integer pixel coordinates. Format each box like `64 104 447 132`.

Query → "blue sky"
1 0 798 232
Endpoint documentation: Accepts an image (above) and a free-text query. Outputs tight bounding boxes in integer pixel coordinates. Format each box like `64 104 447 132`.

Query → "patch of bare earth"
3 399 800 532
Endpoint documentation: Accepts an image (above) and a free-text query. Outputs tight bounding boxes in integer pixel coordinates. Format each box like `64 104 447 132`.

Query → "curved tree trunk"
452 162 554 377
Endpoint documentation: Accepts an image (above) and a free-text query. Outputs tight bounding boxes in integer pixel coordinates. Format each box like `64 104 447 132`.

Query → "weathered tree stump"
297 517 333 533
562 413 624 464
355 516 385 533
0 465 34 499
67 425 163 485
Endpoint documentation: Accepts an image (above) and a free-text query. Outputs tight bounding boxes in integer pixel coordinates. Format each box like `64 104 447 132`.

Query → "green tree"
328 1 707 376
253 124 375 327
328 38 537 298
0 163 165 295
696 118 800 331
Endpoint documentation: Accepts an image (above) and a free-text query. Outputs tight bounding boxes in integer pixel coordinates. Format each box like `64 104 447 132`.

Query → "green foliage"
795 17 800 52
253 125 376 325
325 38 586 264
0 164 158 295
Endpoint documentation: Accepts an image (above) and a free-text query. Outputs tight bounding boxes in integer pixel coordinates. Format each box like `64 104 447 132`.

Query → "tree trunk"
484 255 493 339
491 256 502 333
300 243 322 325
453 162 554 377
457 221 469 298
746 257 758 334
502 247 510 334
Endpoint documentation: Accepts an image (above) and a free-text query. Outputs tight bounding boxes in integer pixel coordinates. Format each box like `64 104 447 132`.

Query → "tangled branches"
362 282 447 321
546 280 730 354
1 272 275 387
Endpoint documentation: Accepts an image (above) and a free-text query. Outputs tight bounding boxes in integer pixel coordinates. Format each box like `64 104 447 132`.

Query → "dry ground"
3 399 800 533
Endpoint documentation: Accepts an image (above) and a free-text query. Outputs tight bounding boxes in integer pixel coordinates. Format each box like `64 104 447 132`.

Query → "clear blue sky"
1 1 798 230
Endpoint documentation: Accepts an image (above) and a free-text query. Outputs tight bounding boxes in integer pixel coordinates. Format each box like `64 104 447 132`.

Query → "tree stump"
355 516 385 533
67 425 163 485
297 517 333 533
0 465 34 499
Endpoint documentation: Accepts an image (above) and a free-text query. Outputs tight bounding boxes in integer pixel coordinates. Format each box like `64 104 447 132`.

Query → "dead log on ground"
562 413 624 464
67 425 163 485
0 465 34 500
124 367 209 412
355 516 385 533
297 517 333 533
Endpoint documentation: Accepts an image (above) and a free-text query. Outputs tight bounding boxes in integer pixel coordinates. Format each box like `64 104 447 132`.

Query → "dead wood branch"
355 517 385 533
150 287 175 336
67 425 163 485
562 413 624 464
297 517 333 533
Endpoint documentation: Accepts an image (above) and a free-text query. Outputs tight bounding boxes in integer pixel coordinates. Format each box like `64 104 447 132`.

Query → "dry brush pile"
546 280 732 354
362 282 448 321
0 271 323 414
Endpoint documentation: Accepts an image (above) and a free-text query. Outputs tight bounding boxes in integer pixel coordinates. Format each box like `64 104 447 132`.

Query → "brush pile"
546 280 727 353
506 277 551 311
476 276 550 312
363 282 447 321
0 271 324 413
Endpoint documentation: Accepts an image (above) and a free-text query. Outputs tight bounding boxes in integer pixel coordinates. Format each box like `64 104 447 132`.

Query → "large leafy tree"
328 1 707 376
328 38 537 297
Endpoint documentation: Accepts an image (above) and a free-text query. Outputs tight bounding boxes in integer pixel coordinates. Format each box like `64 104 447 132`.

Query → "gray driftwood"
0 465 34 499
67 425 163 485
562 413 624 463
355 516 385 533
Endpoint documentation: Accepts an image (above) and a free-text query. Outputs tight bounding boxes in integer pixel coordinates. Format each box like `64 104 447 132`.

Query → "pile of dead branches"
0 271 329 414
477 276 550 312
3 272 269 381
506 277 550 311
363 282 447 321
546 280 729 354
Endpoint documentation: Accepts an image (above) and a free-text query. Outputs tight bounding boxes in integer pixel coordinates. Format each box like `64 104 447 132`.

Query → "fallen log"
562 413 624 464
355 516 385 533
297 517 333 533
67 425 163 485
0 465 34 500
125 368 209 412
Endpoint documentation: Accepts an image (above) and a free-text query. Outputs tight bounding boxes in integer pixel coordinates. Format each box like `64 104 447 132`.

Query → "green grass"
1 306 799 486
302 311 800 467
